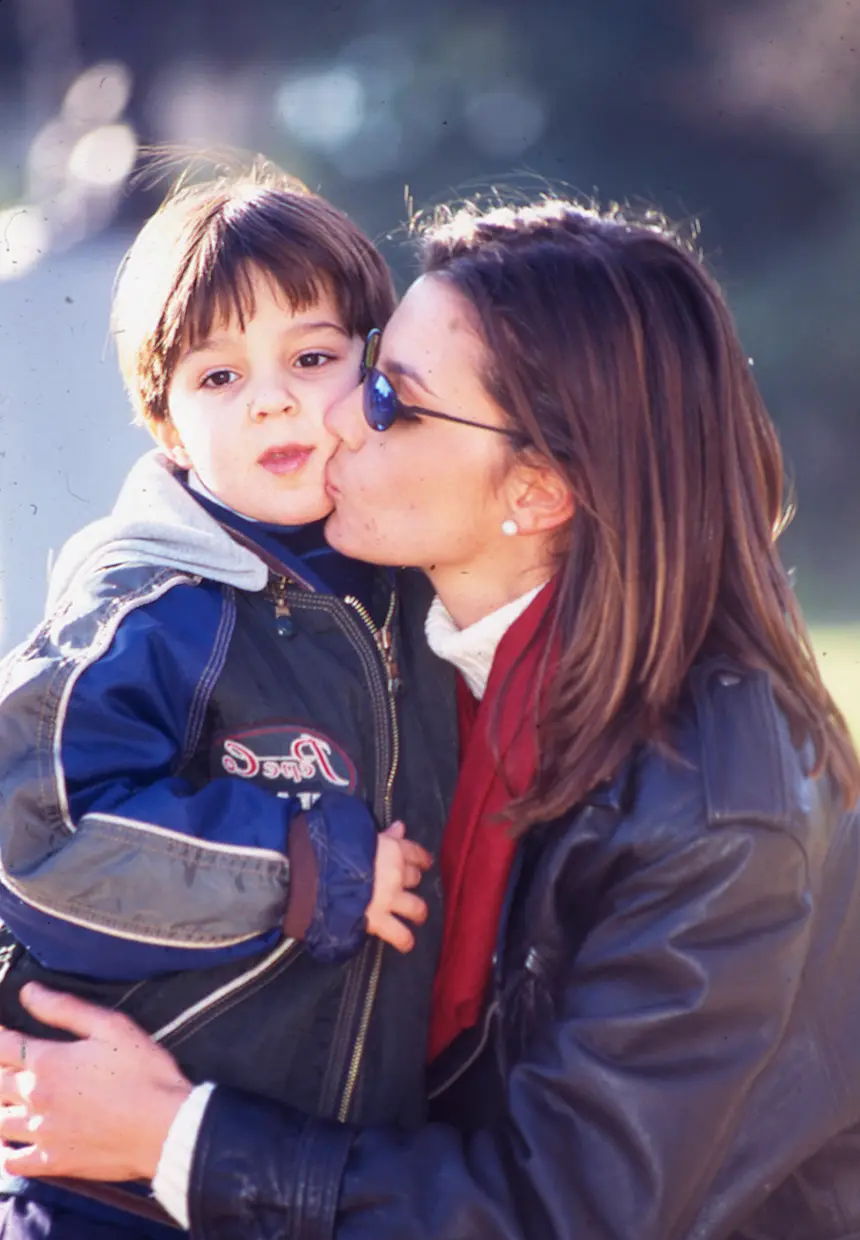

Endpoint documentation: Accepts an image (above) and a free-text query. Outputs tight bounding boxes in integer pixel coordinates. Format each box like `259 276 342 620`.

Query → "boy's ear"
153 419 193 471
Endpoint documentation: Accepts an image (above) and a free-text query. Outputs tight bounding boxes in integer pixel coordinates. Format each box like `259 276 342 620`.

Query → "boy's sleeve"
0 577 376 979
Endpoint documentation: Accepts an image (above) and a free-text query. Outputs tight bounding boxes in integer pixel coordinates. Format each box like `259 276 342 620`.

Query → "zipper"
288 592 391 814
267 575 295 637
336 939 383 1121
334 590 400 1121
267 579 401 1122
344 590 401 821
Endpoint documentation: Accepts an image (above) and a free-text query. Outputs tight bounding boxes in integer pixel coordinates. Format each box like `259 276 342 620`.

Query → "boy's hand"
365 821 433 953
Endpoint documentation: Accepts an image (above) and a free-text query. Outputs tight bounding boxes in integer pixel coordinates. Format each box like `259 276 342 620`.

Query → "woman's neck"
425 582 548 700
429 555 555 630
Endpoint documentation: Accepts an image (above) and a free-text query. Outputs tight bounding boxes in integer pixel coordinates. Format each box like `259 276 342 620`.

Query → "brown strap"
42 1176 182 1230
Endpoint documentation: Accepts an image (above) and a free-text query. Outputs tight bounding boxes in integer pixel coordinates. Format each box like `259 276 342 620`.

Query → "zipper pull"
269 576 295 638
378 626 401 695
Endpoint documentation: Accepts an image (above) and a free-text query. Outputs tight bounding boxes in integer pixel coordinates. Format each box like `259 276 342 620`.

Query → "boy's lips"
258 444 314 475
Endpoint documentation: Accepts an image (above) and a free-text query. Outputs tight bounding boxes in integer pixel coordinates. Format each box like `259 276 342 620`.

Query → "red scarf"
428 582 556 1062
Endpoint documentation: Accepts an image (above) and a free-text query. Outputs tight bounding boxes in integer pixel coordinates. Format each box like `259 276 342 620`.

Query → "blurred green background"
814 630 860 744
0 0 856 740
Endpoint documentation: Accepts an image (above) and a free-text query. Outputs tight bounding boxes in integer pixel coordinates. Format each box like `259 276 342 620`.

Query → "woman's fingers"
0 1104 39 1145
0 983 136 1072
0 1067 35 1107
0 1069 19 1105
0 1029 36 1072
0 989 193 1181
0 1142 45 1175
0 1104 49 1176
19 982 131 1042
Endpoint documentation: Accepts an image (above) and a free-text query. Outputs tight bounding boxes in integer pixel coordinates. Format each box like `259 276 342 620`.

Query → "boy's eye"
295 351 334 370
201 368 239 389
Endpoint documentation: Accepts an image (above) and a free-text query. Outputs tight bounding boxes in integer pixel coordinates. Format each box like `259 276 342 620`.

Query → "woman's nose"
325 381 366 450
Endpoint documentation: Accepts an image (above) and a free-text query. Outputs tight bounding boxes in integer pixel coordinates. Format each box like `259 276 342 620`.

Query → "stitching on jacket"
159 938 304 1046
178 585 236 772
0 612 57 697
1 810 289 945
0 880 267 947
75 810 290 866
47 568 201 833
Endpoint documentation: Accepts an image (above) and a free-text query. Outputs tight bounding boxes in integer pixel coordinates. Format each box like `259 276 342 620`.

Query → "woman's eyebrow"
383 358 439 399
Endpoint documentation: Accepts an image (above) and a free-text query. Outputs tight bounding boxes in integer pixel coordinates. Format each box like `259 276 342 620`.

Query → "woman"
1 197 859 1240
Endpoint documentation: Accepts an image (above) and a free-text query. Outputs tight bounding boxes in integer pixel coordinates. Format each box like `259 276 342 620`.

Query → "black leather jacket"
188 659 860 1240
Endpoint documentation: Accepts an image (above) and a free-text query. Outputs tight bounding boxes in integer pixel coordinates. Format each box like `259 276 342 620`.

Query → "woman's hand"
0 982 192 1182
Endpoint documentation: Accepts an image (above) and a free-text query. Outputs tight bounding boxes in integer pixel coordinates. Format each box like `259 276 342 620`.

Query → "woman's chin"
324 510 399 567
322 509 349 553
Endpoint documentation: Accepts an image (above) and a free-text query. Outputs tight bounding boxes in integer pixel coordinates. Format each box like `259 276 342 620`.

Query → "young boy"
0 167 457 1237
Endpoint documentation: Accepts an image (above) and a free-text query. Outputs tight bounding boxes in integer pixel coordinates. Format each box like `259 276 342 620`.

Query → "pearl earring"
501 519 518 537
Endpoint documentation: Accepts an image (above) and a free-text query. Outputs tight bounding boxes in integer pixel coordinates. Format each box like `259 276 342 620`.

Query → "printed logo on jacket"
213 724 358 809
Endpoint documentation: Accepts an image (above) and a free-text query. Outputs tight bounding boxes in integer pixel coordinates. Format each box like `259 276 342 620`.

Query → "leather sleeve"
189 1089 352 1240
189 813 812 1240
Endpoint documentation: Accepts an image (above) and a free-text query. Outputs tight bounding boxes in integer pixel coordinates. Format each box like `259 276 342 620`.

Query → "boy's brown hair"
112 160 396 427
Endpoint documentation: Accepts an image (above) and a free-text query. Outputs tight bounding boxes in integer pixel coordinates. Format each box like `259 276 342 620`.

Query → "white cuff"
152 1081 216 1230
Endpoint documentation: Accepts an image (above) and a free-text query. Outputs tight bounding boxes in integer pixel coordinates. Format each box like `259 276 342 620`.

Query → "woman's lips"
323 461 341 496
258 445 314 475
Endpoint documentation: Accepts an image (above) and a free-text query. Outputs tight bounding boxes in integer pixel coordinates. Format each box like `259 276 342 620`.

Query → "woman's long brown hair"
418 199 860 831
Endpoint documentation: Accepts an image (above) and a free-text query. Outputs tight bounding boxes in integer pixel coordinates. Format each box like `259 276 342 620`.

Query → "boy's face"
158 267 363 525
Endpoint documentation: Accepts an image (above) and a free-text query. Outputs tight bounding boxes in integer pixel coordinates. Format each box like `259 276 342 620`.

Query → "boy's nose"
248 383 296 421
325 381 366 450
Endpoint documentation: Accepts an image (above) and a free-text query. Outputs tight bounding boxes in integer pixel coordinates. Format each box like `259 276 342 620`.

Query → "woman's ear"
153 419 193 471
506 459 575 536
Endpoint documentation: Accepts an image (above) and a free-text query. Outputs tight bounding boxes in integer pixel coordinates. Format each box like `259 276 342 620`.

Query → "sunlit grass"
811 626 860 745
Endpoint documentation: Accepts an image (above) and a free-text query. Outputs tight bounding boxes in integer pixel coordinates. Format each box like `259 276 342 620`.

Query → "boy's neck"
187 471 260 524
186 470 326 535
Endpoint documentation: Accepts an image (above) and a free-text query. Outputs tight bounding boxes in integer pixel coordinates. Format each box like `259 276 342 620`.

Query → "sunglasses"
359 329 524 441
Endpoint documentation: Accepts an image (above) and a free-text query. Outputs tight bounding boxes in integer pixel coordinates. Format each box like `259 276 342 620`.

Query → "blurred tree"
0 0 856 616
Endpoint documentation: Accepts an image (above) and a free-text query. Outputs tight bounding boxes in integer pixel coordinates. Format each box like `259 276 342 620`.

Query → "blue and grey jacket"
0 451 458 1129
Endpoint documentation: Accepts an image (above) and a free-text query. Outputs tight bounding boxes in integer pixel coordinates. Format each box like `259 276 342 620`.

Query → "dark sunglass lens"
364 370 398 432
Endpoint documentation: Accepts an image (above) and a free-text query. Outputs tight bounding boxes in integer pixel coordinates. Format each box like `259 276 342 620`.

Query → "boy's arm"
0 578 379 978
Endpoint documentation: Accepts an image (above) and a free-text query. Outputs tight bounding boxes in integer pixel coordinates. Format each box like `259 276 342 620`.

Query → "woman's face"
323 275 517 574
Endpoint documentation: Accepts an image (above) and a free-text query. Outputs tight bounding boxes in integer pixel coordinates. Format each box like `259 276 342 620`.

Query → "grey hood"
47 450 268 611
